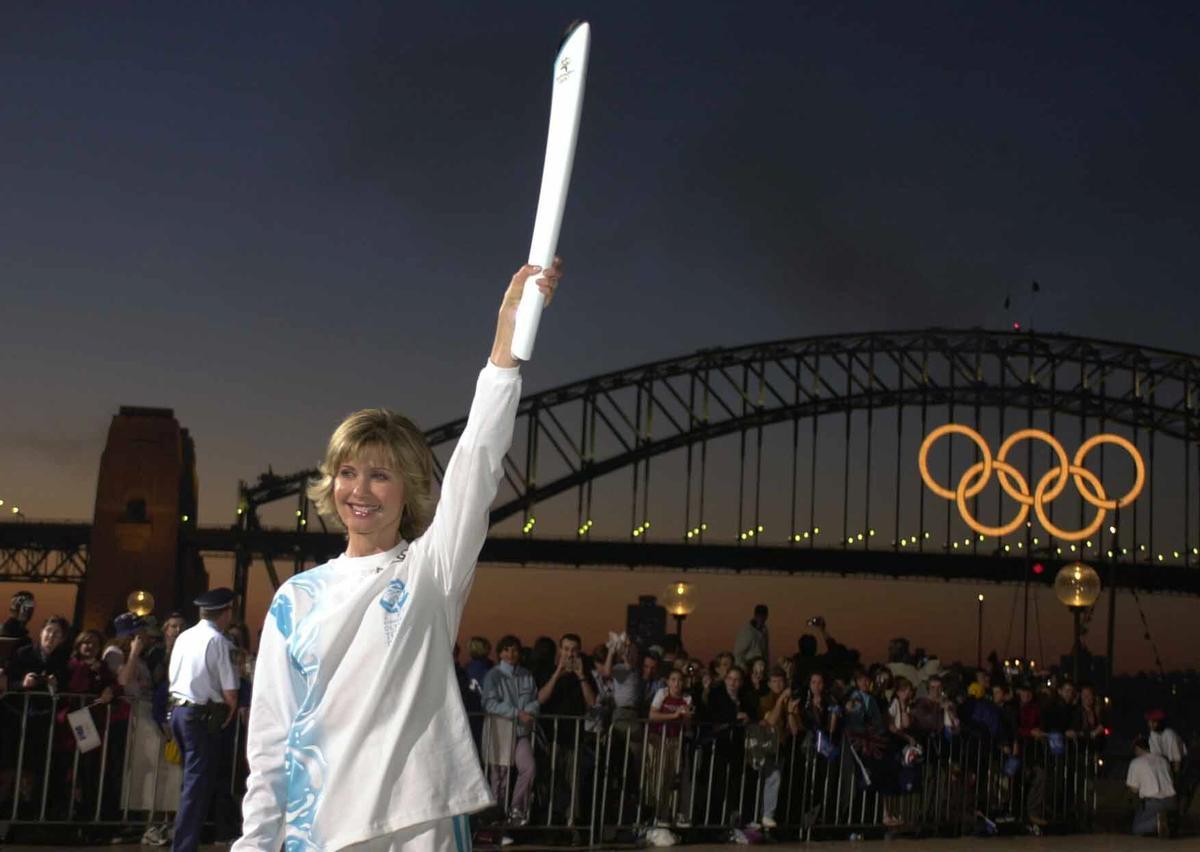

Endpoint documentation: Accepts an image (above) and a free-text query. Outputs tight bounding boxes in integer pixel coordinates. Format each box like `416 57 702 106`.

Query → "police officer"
168 588 239 852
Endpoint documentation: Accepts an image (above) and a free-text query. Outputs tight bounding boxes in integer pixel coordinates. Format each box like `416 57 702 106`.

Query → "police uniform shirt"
168 618 239 703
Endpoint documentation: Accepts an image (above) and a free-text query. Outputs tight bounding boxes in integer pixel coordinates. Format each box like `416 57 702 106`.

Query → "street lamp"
127 590 156 617
662 581 697 646
1054 562 1101 682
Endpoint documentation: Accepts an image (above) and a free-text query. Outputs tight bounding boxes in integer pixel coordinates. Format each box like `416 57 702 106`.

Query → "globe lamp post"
662 581 697 647
126 590 156 618
1054 563 1101 683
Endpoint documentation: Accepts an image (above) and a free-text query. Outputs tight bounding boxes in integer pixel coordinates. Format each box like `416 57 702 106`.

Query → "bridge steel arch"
229 328 1200 596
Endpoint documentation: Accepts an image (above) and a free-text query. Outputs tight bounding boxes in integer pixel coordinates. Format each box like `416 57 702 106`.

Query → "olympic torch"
510 21 591 362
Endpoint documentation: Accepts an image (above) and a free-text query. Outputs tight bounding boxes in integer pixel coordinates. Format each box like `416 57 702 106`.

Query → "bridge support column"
80 407 205 630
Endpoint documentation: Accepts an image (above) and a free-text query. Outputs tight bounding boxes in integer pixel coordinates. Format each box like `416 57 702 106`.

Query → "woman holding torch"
235 260 562 852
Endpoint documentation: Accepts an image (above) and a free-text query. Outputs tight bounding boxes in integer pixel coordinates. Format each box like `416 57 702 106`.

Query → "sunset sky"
2 3 1199 673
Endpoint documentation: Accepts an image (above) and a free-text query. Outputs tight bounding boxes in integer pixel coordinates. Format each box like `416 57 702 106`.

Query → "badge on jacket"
379 579 409 646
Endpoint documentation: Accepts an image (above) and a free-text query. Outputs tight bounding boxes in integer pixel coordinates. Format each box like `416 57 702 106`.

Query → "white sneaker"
762 816 777 829
500 834 515 847
674 814 691 828
141 825 170 847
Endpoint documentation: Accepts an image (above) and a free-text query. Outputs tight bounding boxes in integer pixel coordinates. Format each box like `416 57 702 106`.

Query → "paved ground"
4 837 1200 851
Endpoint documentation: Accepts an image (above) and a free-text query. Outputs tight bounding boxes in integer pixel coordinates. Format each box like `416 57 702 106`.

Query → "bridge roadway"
3 521 1200 594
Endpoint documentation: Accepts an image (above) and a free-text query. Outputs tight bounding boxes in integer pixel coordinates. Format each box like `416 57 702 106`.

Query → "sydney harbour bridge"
3 328 1200 636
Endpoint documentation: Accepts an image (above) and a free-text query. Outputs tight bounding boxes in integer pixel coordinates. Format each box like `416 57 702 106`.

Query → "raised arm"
537 656 567 706
118 634 146 688
593 642 618 680
422 261 562 603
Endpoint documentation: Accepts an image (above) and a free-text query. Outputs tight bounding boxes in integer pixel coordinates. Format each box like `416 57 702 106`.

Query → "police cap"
193 587 236 611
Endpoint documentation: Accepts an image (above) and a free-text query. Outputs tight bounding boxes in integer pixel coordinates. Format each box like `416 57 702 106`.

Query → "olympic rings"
918 425 1146 543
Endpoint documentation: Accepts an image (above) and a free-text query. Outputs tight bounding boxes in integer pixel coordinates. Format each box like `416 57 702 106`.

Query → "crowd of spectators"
454 603 1197 841
2 589 1197 843
0 590 254 845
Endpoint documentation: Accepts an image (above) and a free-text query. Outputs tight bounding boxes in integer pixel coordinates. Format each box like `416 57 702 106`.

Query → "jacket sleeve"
521 675 540 714
233 590 300 852
482 668 517 717
421 362 522 609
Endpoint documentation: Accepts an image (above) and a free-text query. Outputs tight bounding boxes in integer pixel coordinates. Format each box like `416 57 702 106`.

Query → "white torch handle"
511 21 590 362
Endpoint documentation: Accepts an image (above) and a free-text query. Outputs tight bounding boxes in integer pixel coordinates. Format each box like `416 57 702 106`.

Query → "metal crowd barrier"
474 712 1101 843
2 692 1099 844
0 690 246 835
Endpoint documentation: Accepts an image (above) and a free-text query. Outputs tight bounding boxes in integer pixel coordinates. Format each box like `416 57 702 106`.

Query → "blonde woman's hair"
307 408 436 542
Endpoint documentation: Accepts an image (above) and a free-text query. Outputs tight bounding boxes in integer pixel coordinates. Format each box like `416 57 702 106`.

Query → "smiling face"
499 642 521 666
333 450 406 548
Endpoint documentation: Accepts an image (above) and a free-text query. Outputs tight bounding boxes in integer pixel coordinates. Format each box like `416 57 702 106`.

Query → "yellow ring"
1033 466 1108 543
1073 433 1145 510
955 460 1030 537
918 424 993 501
995 428 1070 506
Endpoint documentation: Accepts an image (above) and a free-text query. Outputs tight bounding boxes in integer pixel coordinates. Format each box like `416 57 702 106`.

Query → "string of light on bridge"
557 515 1200 566
0 495 24 517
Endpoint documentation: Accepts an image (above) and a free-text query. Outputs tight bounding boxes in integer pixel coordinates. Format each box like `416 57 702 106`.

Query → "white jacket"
234 362 520 851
